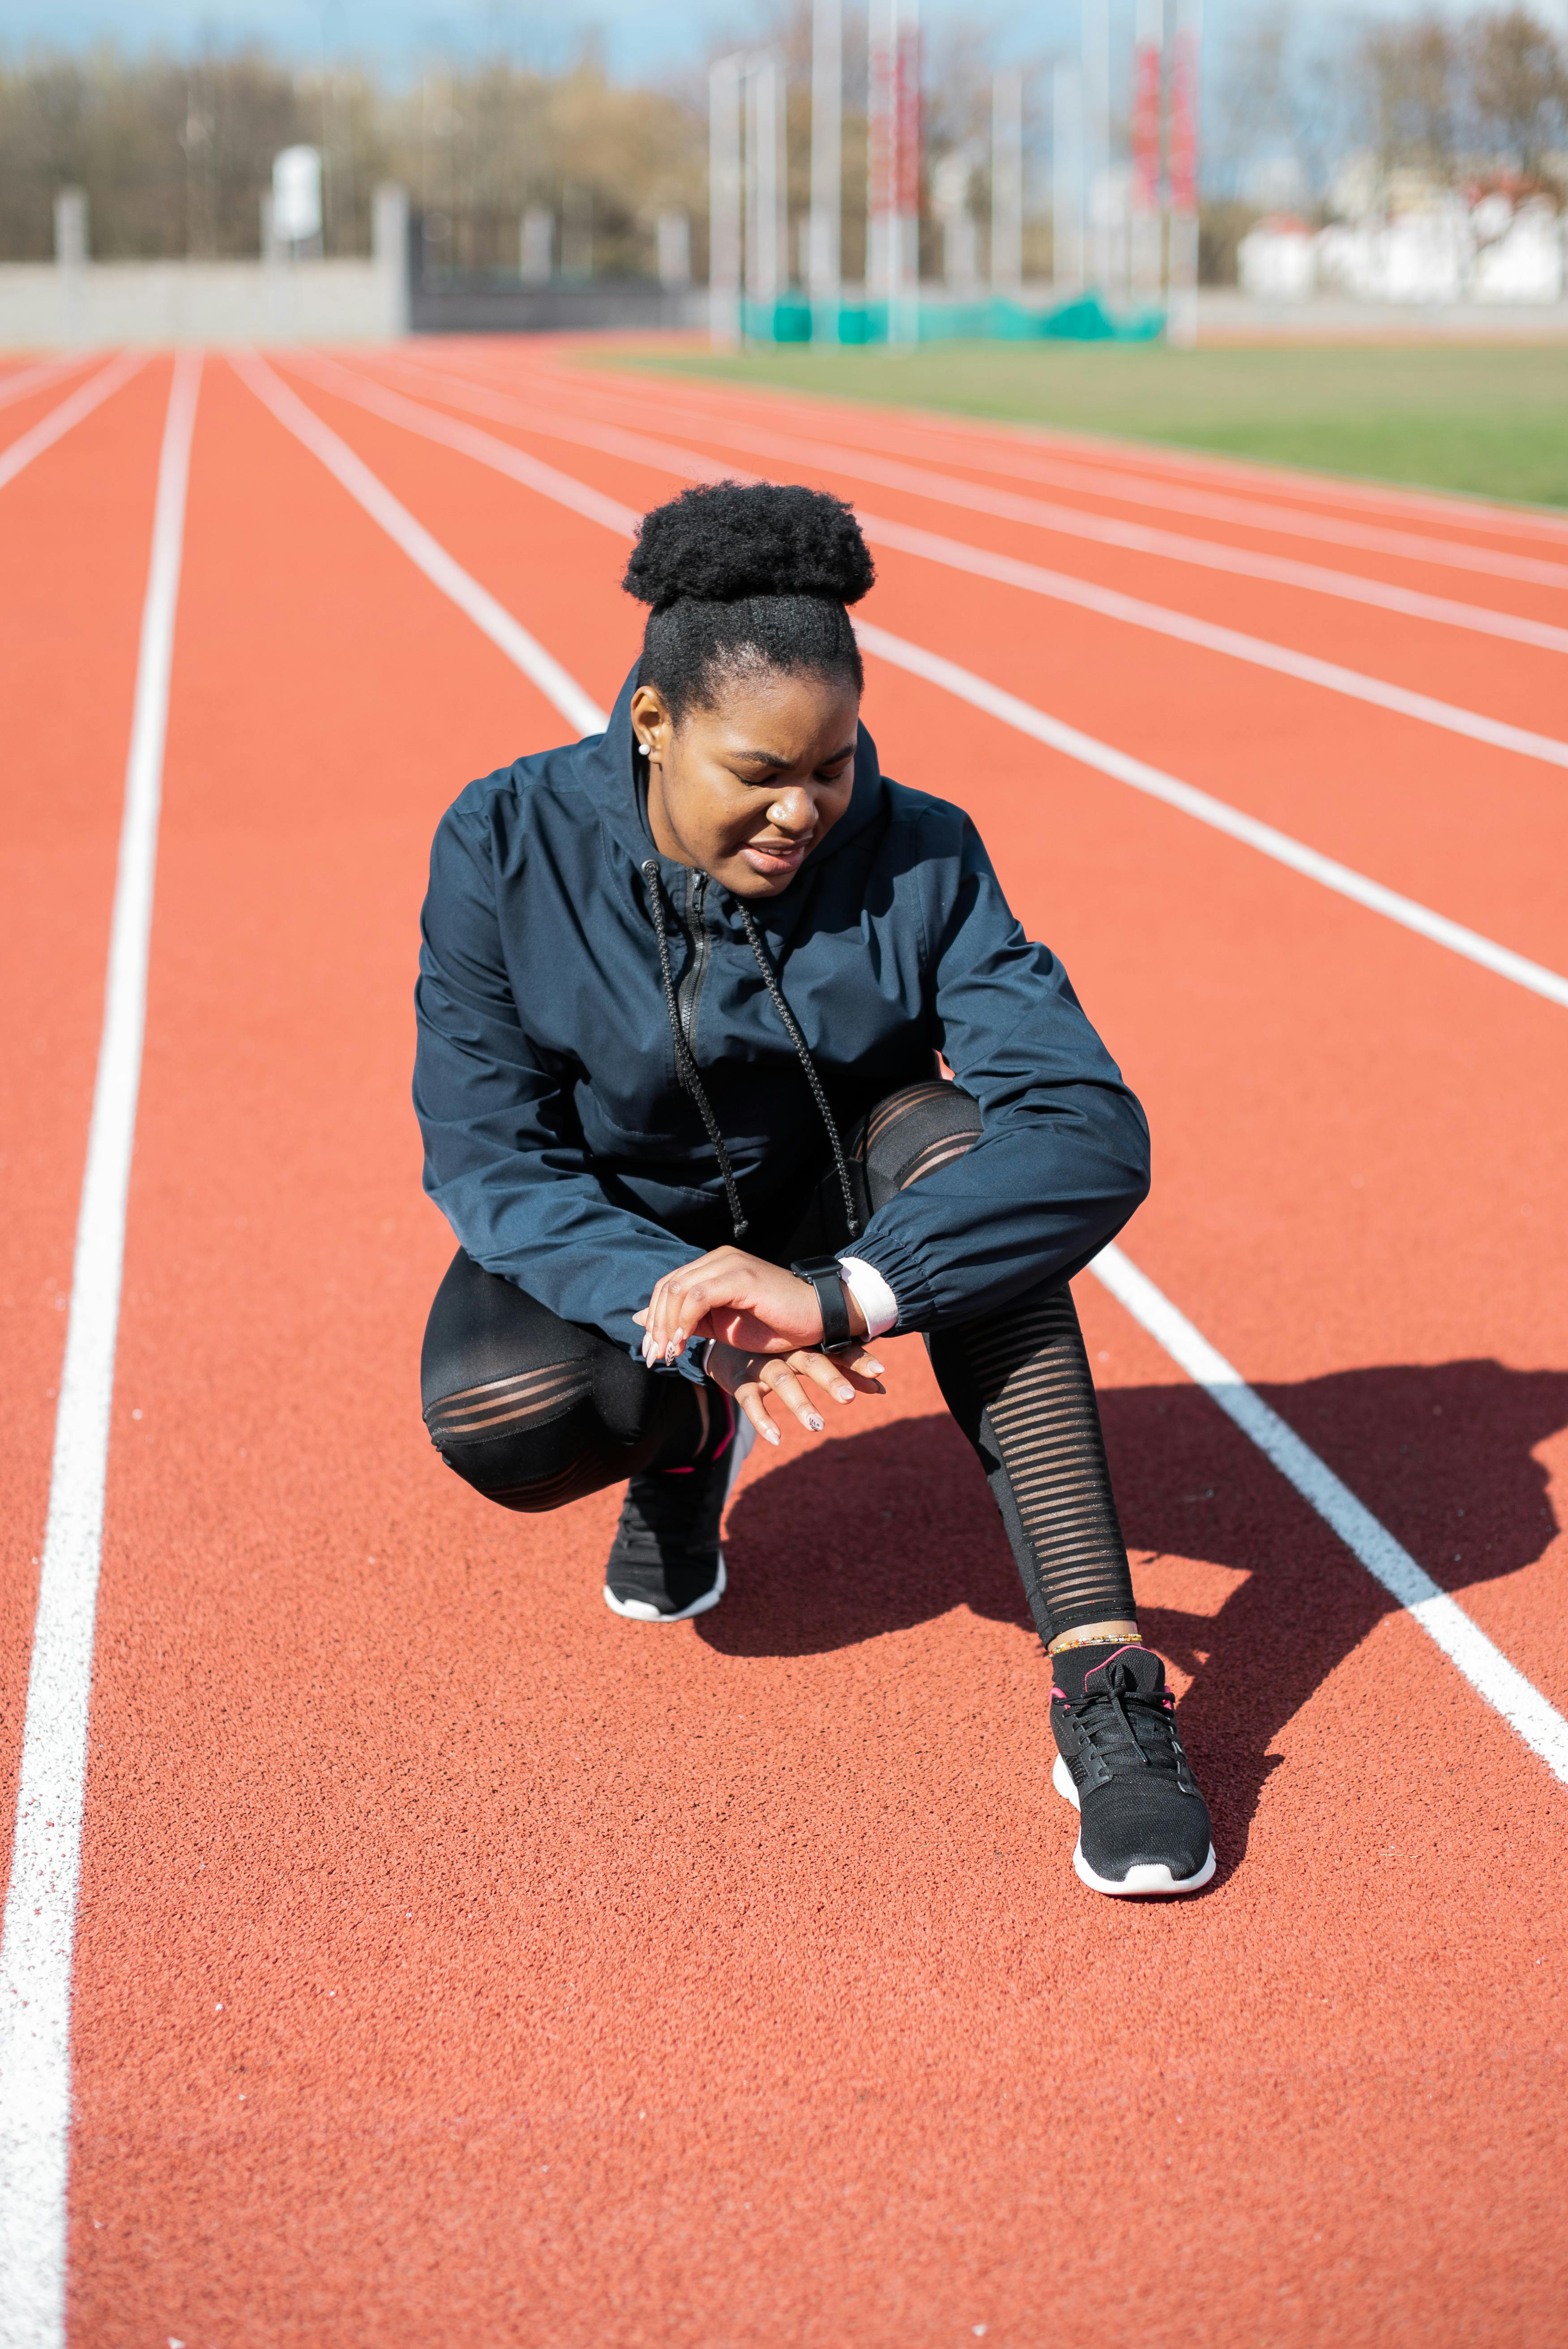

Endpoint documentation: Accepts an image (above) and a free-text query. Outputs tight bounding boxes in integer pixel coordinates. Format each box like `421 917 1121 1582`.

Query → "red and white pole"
1166 0 1202 344
1130 0 1164 301
868 0 921 341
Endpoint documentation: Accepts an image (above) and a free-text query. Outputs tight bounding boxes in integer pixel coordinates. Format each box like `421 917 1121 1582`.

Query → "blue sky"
0 0 1468 85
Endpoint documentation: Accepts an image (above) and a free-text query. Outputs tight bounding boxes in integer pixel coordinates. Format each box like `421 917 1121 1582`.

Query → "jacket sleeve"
414 805 704 1358
843 815 1150 1330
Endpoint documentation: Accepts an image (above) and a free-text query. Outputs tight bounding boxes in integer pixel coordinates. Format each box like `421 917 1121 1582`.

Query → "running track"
1 339 1565 2347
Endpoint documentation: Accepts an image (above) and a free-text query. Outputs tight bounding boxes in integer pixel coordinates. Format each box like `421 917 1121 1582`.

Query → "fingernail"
671 1329 685 1350
835 1386 854 1402
806 1413 824 1432
664 1341 680 1363
764 1424 781 1445
863 1359 884 1375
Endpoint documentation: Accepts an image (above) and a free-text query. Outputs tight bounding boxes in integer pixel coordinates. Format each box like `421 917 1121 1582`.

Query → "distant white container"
272 146 323 247
1472 199 1564 303
1237 215 1315 301
1316 201 1471 304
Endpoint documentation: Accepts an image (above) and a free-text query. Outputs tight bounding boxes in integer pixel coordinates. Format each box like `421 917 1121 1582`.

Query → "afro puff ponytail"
623 481 875 720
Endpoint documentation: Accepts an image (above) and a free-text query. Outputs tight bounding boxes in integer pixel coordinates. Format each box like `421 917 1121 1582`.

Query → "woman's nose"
765 786 816 835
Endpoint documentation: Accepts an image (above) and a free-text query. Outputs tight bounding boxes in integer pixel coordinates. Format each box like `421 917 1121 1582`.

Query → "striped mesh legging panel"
859 1078 984 1200
862 1080 1136 1645
930 1283 1136 1645
423 1361 593 1447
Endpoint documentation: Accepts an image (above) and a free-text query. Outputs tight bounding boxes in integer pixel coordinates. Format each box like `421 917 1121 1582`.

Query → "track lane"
62 345 1568 2349
412 350 1568 637
0 359 173 1905
299 350 1568 980
436 333 1568 552
360 350 1568 748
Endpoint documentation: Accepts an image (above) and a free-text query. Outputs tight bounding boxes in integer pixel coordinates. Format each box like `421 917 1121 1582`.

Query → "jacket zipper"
677 870 712 1057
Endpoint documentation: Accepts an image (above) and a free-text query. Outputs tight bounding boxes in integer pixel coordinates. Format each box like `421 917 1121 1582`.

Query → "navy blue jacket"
414 666 1150 1360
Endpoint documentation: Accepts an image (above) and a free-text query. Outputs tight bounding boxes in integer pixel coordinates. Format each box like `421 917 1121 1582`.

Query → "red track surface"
5 341 1566 2345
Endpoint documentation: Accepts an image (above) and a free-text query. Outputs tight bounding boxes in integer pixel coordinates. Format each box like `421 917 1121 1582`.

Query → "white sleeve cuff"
836 1256 899 1340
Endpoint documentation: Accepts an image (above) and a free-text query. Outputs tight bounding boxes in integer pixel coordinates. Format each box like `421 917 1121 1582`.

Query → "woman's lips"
740 837 809 875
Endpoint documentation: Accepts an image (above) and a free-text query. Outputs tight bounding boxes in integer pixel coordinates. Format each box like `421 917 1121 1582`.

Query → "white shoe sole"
1052 1751 1218 1897
601 1413 758 1625
604 1551 727 1623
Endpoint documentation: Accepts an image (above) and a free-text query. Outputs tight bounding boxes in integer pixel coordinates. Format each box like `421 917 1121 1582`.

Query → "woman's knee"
424 1368 601 1511
859 1079 982 1214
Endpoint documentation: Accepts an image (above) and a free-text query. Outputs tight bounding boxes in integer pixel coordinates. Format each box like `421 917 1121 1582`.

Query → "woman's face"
630 670 860 900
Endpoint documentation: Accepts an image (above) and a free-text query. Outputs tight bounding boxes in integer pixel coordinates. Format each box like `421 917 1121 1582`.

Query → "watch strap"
790 1255 853 1351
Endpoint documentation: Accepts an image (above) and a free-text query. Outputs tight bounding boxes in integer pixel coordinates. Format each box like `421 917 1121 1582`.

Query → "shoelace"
1060 1664 1181 1777
641 859 859 1245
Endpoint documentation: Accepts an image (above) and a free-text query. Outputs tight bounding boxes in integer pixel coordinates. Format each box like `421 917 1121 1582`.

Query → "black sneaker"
1050 1645 1216 1896
603 1397 756 1623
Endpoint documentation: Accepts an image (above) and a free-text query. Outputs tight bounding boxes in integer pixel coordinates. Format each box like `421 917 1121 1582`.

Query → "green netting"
737 293 1167 346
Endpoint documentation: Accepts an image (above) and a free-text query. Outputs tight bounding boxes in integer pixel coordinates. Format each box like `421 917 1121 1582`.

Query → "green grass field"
604 341 1568 509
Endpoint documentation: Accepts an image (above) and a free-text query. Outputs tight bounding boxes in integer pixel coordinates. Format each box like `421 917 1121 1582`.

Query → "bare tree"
1359 13 1462 185
1466 6 1568 183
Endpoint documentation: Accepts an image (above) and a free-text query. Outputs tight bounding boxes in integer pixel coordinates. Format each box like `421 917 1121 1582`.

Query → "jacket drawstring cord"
733 900 859 1242
641 859 750 1243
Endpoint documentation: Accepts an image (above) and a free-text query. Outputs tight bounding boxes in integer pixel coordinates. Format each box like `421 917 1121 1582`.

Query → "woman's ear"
629 682 672 767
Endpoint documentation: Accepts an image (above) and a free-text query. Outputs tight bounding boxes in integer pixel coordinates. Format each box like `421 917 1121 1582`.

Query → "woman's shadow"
701 1357 1568 1866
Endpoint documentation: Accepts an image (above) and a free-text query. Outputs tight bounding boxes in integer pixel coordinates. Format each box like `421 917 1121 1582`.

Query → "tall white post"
746 50 786 328
709 54 743 349
991 68 1023 295
1081 0 1110 289
809 0 843 339
1130 0 1165 301
1167 0 1202 345
1051 62 1084 293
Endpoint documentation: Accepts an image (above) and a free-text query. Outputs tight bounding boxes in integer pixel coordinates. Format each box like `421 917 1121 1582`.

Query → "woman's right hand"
707 1338 885 1448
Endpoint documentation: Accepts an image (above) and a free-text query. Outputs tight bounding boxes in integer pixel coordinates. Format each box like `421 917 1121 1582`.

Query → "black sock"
1050 1638 1141 1701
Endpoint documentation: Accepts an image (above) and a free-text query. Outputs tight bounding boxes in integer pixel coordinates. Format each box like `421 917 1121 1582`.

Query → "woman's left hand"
634 1245 868 1363
706 1339 885 1447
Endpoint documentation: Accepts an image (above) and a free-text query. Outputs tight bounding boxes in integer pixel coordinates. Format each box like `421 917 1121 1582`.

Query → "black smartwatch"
790 1255 853 1351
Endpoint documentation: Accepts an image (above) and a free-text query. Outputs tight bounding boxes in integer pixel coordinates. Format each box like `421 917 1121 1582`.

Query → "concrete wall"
410 279 707 335
0 184 409 347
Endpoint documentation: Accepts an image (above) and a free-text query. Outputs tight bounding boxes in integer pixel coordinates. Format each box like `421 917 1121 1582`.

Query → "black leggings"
421 1081 1136 1644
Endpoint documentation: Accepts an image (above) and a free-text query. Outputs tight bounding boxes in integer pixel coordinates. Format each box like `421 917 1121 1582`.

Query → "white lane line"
0 353 99 420
394 346 1568 590
1092 1243 1568 1787
231 352 605 738
857 514 1568 772
316 352 1568 774
267 359 1568 1014
0 352 145 497
419 376 1568 653
854 621 1568 1013
431 341 1568 547
0 351 201 2349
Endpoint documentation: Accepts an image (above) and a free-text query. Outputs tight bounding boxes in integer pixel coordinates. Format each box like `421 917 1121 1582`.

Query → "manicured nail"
834 1385 854 1402
671 1328 685 1350
664 1341 680 1363
763 1423 781 1445
863 1359 884 1375
805 1413 824 1432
